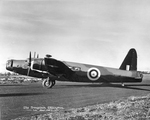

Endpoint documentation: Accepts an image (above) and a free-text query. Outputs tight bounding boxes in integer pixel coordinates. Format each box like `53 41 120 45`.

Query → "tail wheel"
42 77 55 89
121 83 125 87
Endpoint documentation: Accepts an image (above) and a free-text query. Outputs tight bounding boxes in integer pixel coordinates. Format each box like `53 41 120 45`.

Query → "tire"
42 79 53 89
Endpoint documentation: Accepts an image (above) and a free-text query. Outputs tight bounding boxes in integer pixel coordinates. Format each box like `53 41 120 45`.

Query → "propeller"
27 51 32 76
29 51 31 66
34 52 36 59
27 51 40 76
33 52 39 58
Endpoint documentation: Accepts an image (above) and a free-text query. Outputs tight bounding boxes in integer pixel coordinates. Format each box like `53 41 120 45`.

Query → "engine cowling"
31 59 47 73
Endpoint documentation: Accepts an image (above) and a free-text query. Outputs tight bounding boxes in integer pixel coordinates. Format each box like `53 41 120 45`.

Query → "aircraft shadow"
0 84 25 86
61 83 150 91
0 92 46 97
125 84 150 87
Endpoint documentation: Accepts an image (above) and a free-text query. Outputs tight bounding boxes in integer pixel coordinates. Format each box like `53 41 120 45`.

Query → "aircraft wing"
44 57 74 79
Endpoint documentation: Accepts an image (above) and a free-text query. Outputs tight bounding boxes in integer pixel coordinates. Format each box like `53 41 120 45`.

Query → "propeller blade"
34 52 36 59
27 51 32 76
27 67 30 76
29 51 31 66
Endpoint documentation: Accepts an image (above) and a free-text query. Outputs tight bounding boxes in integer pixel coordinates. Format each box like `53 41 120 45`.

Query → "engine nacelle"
31 59 48 73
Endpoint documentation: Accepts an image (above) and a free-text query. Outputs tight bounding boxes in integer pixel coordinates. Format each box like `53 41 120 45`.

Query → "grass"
12 94 150 120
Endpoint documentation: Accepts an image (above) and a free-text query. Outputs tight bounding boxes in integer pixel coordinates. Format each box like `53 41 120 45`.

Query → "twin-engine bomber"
6 48 143 88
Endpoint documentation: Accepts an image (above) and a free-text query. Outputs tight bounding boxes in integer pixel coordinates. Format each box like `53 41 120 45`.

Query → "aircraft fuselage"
6 48 143 88
6 59 143 83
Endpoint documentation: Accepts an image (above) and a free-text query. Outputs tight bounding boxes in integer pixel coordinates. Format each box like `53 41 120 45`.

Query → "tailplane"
119 48 137 71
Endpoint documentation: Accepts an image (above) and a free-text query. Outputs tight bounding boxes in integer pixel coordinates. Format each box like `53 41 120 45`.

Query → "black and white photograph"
1 0 150 119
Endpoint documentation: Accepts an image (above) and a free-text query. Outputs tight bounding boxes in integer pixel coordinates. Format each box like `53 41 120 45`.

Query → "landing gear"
42 77 56 89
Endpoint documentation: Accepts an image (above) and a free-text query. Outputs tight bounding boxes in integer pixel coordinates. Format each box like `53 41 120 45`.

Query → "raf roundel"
87 67 101 81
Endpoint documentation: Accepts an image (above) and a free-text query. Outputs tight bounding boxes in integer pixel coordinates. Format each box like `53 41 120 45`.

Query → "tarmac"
0 74 150 120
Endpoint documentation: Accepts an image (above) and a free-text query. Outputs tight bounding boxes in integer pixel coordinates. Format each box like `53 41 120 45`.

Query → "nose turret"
6 60 13 71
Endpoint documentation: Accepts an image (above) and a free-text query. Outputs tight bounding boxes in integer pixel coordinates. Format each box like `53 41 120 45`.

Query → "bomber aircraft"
6 48 143 88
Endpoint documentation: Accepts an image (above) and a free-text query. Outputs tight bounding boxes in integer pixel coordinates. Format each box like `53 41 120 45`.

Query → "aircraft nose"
6 60 13 71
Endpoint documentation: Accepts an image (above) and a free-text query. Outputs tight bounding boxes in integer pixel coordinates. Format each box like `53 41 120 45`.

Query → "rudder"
119 48 137 71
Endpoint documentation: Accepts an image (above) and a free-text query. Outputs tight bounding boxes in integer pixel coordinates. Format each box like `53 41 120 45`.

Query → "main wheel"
42 78 53 89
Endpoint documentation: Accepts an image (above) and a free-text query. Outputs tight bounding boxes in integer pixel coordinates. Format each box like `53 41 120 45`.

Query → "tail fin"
119 48 137 71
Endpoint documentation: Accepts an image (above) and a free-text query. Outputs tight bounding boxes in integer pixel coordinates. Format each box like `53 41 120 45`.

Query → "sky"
1 0 150 73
